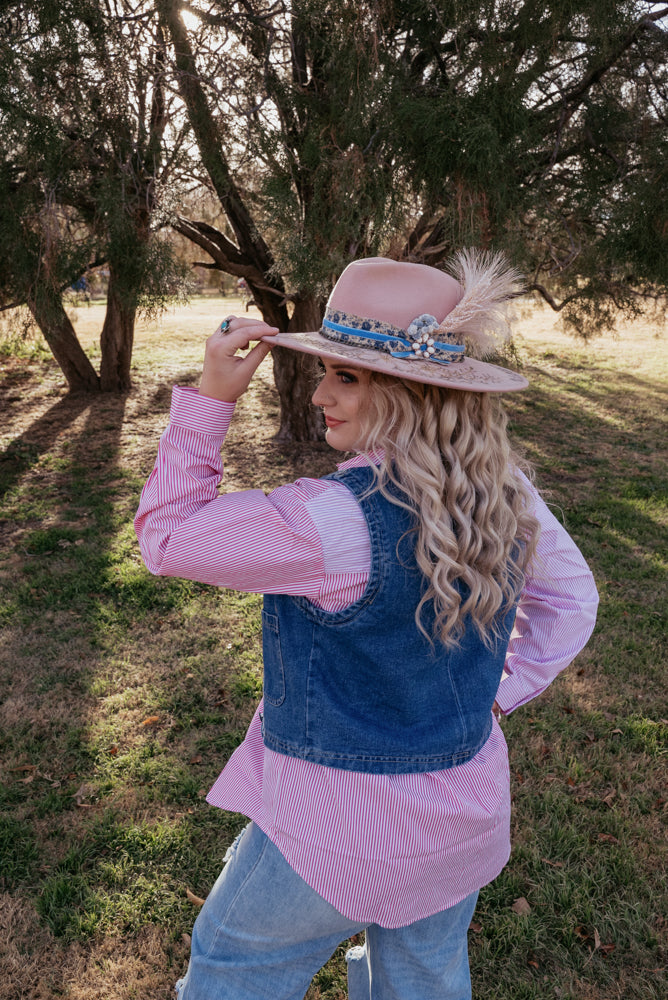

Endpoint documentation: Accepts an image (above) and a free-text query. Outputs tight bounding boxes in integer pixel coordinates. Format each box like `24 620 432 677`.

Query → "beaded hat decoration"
261 252 528 392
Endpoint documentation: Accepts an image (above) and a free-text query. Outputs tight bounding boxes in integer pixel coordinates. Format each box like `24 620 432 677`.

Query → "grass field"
0 297 666 999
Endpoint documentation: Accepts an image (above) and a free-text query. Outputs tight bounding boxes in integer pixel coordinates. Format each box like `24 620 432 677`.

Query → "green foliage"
0 307 49 359
172 0 667 335
0 1 192 389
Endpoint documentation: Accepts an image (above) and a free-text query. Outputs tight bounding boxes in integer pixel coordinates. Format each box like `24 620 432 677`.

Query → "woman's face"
311 358 371 452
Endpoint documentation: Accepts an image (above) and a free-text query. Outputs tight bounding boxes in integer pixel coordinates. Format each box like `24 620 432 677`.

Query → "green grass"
0 308 666 999
33 812 218 940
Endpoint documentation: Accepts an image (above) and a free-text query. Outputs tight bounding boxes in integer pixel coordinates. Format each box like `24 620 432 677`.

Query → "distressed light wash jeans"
175 822 478 1000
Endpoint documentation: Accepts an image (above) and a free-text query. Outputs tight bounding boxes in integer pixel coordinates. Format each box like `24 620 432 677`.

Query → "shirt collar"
337 448 385 470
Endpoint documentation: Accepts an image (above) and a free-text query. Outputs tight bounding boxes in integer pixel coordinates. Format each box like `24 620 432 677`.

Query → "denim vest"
261 466 516 774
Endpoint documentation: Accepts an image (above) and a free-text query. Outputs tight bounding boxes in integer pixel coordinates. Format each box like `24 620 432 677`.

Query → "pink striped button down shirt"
135 386 598 928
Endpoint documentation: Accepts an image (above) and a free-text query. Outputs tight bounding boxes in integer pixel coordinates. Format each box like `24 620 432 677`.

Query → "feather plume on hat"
437 250 524 359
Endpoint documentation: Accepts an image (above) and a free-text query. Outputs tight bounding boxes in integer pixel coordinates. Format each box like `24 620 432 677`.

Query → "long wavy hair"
361 372 540 649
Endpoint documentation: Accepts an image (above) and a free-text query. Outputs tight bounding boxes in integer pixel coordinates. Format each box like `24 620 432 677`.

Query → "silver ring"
219 317 233 333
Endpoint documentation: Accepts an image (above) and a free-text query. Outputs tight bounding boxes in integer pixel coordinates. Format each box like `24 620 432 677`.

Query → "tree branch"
525 282 582 312
175 218 294 301
158 0 284 291
543 8 668 121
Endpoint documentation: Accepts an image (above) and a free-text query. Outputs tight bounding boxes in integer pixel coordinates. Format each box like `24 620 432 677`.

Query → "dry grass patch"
0 893 184 1000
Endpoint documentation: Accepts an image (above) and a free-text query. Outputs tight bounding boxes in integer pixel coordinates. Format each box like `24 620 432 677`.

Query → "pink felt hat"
262 253 528 392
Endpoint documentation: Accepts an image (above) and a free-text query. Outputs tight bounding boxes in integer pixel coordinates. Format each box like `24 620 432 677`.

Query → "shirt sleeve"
134 386 369 602
495 478 599 715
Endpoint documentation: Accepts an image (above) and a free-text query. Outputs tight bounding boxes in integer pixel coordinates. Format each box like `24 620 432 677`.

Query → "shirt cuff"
494 672 548 715
170 385 236 437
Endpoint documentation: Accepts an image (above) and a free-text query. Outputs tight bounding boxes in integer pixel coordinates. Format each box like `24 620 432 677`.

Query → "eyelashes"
316 359 358 383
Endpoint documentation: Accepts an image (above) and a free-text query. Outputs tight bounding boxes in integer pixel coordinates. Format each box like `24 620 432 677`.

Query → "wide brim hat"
262 252 528 392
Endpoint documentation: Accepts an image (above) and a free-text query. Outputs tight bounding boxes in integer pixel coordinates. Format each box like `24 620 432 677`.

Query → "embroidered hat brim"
261 329 528 391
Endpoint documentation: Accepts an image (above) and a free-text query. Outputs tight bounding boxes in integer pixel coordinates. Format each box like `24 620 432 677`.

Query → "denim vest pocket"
261 610 286 706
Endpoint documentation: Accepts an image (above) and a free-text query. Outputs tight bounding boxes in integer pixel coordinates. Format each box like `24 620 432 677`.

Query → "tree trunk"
100 269 136 392
27 286 100 392
271 295 326 442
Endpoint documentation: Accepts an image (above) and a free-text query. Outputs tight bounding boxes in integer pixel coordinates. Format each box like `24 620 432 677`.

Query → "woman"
135 254 598 999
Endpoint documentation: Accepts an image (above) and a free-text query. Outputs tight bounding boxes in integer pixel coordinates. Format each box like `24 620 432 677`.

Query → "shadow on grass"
0 378 258 968
0 393 94 500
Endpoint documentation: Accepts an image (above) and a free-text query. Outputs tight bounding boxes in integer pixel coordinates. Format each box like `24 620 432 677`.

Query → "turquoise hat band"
320 309 466 366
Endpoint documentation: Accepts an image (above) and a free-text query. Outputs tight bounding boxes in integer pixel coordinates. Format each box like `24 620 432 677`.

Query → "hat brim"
261 330 528 393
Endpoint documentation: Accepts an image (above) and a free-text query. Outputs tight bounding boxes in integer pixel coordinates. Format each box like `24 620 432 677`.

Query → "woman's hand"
198 316 278 402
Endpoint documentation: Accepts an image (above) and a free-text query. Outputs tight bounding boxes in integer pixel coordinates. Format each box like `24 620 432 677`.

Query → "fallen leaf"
511 897 531 916
574 925 588 940
181 933 192 946
599 943 616 955
469 921 482 933
189 755 203 765
141 716 160 727
10 764 36 772
602 790 617 808
597 833 619 844
186 888 206 907
541 857 565 868
583 927 602 967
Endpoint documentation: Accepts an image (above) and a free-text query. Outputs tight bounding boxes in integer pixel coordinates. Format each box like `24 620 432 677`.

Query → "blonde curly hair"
361 372 540 649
